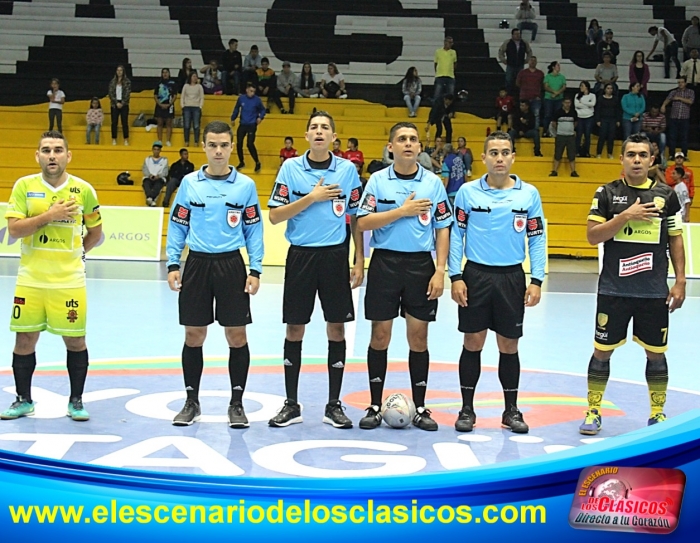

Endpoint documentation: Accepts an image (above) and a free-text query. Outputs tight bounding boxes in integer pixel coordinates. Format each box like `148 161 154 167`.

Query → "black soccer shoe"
412 406 438 431
359 405 382 429
501 405 529 433
268 399 303 427
323 400 353 429
172 399 201 426
455 406 477 432
227 401 249 428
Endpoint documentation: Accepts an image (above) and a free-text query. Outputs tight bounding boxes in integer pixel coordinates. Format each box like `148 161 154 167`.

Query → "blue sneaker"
648 413 667 426
67 398 90 421
0 397 35 420
579 409 603 435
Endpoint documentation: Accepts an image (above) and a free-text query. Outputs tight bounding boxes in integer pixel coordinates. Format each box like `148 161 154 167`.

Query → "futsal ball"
381 393 416 429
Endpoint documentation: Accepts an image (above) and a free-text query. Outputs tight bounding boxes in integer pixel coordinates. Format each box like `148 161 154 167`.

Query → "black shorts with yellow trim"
594 294 669 354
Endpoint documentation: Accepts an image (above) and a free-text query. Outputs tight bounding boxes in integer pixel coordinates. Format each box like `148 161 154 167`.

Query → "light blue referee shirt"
448 174 546 283
356 164 452 252
166 166 264 273
267 152 363 247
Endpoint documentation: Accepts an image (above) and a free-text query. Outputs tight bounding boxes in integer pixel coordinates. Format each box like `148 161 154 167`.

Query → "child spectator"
344 138 365 175
402 66 422 117
670 166 691 222
426 94 455 144
47 78 65 132
495 87 515 131
440 143 467 207
256 57 284 112
455 136 474 176
332 139 344 157
86 97 103 145
280 136 298 166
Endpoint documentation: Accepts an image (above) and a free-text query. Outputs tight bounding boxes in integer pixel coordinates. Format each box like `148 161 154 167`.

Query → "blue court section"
0 259 698 478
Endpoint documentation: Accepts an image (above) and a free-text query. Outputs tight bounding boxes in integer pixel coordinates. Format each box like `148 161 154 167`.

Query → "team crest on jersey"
513 213 527 233
418 209 431 226
227 209 242 228
597 313 608 328
332 198 346 217
653 197 665 211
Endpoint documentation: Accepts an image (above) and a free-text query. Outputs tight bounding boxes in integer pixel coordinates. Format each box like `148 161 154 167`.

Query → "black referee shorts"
283 243 354 325
594 294 669 354
457 261 526 338
179 250 251 327
365 249 437 322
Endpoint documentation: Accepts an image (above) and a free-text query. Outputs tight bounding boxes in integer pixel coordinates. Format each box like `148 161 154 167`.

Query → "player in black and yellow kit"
2 131 102 421
580 133 686 435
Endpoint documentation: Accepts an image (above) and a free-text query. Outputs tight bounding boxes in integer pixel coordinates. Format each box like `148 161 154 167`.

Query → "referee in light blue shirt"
266 111 364 430
166 121 264 429
448 131 546 435
356 122 453 432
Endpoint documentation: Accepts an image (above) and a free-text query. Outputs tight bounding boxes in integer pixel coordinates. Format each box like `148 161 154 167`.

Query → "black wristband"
449 274 463 284
167 264 180 273
530 278 543 287
249 270 261 279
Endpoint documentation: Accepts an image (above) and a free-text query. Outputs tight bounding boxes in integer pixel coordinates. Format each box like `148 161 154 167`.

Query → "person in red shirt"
332 138 344 157
665 151 695 202
279 136 298 167
344 137 365 175
495 87 516 131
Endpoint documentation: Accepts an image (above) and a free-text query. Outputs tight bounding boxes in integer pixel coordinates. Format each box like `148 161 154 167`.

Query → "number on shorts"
12 305 20 319
661 327 668 344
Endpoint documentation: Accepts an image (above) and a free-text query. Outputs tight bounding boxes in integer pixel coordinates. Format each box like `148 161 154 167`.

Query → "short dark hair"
621 133 652 154
520 99 530 106
39 130 68 149
228 38 238 45
284 136 294 143
203 121 233 142
251 45 259 50
678 75 687 82
483 130 513 152
674 166 686 177
348 137 359 148
512 28 520 36
648 26 658 33
246 82 256 89
306 110 336 132
179 148 188 155
261 57 269 64
51 77 60 85
388 122 419 142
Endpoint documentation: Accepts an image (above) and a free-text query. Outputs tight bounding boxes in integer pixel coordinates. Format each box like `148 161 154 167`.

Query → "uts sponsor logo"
272 183 290 205
171 204 190 226
243 205 261 225
435 200 452 222
619 253 653 277
456 207 467 229
526 217 544 237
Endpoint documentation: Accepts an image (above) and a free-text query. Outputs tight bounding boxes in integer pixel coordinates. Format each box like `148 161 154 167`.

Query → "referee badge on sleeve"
227 209 242 228
332 198 346 217
348 187 362 209
418 209 431 226
435 200 453 222
513 213 527 233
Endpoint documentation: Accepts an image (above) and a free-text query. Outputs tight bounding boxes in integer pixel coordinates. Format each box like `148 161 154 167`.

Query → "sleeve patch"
348 186 363 209
455 206 468 229
243 205 261 225
360 192 377 213
171 204 190 226
435 200 453 222
526 217 544 237
271 183 290 205
667 211 683 231
590 198 598 210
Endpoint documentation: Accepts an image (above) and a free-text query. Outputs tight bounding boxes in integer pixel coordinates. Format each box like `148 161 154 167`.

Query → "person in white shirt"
574 81 596 157
648 25 681 79
47 78 65 133
142 141 169 207
671 166 691 222
320 63 347 98
515 1 538 42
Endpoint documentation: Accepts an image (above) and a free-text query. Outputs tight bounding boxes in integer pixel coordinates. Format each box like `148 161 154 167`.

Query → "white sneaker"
166 141 171 147
124 140 129 146
467 170 472 177
112 139 117 146
339 94 348 99
146 198 153 206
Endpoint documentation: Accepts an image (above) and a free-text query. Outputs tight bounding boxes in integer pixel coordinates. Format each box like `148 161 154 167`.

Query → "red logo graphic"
528 218 538 231
437 202 446 214
516 218 525 229
177 207 188 219
66 309 78 323
368 195 376 207
279 185 289 198
350 188 360 201
14 297 25 305
230 214 239 226
335 204 343 212
246 206 257 218
457 209 467 222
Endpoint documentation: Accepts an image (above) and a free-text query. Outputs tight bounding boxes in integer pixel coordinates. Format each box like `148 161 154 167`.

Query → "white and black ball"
381 393 416 428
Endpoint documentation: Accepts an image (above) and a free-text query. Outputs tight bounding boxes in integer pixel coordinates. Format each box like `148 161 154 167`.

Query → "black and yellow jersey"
588 178 683 298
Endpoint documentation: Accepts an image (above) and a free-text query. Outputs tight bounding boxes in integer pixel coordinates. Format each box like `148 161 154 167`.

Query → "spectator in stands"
456 136 474 176
200 59 223 95
345 138 365 175
434 35 457 102
665 152 695 203
296 63 317 98
682 17 700 61
243 45 262 89
648 26 681 79
441 144 467 207
597 29 620 64
417 142 433 171
641 105 667 164
320 63 347 98
587 19 603 47
382 142 394 166
276 61 297 114
516 56 544 131
177 58 194 92
515 1 538 42
154 68 176 147
279 136 298 167
621 83 645 141
649 142 665 183
593 52 618 95
670 165 692 221
231 83 265 173
162 148 194 208
256 57 285 112
495 87 515 131
85 97 103 145
47 78 65 133
543 61 566 137
222 39 242 95
109 65 130 146
180 71 204 146
594 83 621 158
680 48 700 138
429 136 446 172
499 29 532 93
549 97 579 177
629 50 651 96
662 76 695 158
575 81 596 157
332 139 344 157
508 99 542 157
142 141 168 207
426 93 455 144
402 66 422 118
